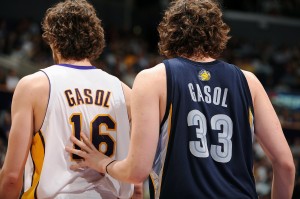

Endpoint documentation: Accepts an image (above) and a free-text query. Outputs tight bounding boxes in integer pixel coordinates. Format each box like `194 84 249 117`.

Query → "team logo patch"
198 70 211 81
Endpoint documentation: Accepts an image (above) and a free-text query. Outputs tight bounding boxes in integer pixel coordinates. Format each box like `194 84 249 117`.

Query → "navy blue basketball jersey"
149 57 258 199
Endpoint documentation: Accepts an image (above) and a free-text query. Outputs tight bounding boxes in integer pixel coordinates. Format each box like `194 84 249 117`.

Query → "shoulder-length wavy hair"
158 0 230 59
42 0 105 61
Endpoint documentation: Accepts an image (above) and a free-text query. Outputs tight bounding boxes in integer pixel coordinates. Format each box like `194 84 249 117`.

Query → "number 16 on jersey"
69 113 117 160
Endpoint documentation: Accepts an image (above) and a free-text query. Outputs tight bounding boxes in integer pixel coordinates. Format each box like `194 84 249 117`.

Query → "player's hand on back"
66 132 112 174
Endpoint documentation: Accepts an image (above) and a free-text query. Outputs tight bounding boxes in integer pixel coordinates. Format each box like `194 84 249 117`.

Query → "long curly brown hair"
158 0 230 59
42 0 105 61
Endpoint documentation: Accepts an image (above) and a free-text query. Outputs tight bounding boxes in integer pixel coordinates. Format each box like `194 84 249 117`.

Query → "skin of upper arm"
124 64 165 181
121 82 146 196
0 76 35 194
243 71 293 164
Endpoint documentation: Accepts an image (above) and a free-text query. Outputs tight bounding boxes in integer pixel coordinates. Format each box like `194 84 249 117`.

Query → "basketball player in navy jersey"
0 0 142 198
67 0 295 198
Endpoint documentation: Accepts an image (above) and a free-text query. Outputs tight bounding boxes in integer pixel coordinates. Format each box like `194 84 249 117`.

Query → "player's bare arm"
0 72 48 199
121 82 144 198
243 70 295 199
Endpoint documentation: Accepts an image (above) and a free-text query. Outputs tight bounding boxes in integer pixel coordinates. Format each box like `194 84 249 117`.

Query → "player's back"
150 57 258 199
22 64 133 199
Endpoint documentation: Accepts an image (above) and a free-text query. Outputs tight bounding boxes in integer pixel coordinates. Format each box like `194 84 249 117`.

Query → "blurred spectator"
223 0 300 17
5 69 19 92
0 67 6 91
0 19 7 54
0 107 10 145
0 107 10 168
0 144 6 168
253 140 272 198
122 66 136 88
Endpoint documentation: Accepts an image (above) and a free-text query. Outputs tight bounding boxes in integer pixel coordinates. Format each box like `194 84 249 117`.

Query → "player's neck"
52 49 92 66
185 56 215 63
58 58 92 66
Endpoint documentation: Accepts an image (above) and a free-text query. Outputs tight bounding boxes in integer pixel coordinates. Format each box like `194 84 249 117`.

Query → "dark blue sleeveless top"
149 57 258 199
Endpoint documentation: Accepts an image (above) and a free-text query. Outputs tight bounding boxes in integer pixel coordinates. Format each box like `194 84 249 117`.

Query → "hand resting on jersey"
66 132 112 173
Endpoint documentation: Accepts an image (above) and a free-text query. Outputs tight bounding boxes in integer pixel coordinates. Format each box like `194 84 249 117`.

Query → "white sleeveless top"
23 64 133 199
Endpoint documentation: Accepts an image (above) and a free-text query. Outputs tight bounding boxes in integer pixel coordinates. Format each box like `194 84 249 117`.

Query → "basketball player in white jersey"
0 0 142 198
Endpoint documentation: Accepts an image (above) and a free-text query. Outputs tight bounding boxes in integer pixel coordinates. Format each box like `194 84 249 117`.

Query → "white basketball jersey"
22 64 133 199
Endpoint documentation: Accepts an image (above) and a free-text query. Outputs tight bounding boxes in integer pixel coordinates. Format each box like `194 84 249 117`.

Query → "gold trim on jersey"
22 131 45 199
248 107 253 128
249 107 255 141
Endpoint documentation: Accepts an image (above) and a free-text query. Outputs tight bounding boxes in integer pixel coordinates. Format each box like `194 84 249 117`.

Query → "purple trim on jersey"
58 64 97 70
39 70 51 132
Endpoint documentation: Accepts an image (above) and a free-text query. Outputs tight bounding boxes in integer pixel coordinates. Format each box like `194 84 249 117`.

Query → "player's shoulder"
241 70 261 86
135 63 165 82
241 69 264 99
11 71 48 106
132 63 166 94
19 71 46 85
17 71 49 94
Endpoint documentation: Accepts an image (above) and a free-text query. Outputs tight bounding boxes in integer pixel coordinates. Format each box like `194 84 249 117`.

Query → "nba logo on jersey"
198 69 211 81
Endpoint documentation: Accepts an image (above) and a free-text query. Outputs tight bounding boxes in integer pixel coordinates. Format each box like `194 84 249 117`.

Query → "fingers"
69 160 87 171
70 135 92 153
80 132 97 151
70 164 82 171
65 146 87 159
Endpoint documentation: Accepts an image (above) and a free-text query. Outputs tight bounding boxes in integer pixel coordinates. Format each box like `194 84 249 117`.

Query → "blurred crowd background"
0 0 299 198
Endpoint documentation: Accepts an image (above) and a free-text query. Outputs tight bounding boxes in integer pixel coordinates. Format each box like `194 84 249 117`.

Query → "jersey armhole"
239 70 256 138
160 60 172 129
36 70 51 133
240 71 255 118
